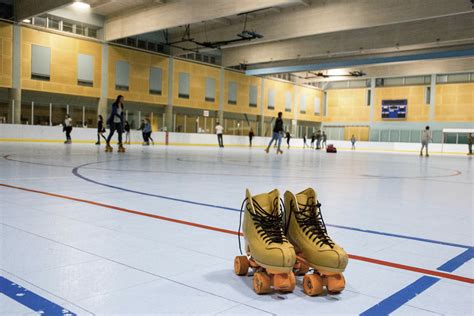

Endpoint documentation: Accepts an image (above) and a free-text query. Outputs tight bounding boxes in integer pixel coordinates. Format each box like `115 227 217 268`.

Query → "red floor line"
1 183 473 285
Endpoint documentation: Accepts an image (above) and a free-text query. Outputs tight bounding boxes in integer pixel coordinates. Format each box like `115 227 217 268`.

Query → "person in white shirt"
64 114 72 144
215 122 224 148
420 125 432 157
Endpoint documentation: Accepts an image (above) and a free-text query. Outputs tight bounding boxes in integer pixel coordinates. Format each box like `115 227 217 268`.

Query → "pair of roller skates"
234 188 348 296
105 143 126 153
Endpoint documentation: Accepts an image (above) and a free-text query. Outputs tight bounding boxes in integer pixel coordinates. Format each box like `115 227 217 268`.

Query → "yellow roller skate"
234 189 296 294
284 188 348 296
117 143 126 153
105 143 113 152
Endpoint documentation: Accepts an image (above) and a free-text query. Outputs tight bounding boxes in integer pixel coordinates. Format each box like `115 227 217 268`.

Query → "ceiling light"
72 1 90 10
22 19 31 23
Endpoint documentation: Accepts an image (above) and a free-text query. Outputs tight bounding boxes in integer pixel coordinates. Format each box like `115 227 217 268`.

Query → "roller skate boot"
117 143 126 153
105 143 113 152
234 189 296 294
284 188 348 296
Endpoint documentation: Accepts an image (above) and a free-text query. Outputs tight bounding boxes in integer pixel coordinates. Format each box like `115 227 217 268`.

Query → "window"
178 72 190 98
249 85 258 107
126 38 136 47
75 24 84 36
205 77 216 102
314 98 321 114
47 17 60 30
367 89 372 106
77 54 94 87
86 28 97 38
31 45 51 81
149 67 162 95
147 42 157 52
300 94 306 114
138 40 147 50
62 21 73 33
285 92 292 112
268 89 275 109
425 86 431 105
115 60 129 91
33 16 47 27
228 81 237 104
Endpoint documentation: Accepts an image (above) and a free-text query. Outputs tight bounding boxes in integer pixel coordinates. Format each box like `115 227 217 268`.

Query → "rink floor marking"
0 275 76 315
1 183 473 285
361 247 474 315
4 154 471 249
71 163 471 250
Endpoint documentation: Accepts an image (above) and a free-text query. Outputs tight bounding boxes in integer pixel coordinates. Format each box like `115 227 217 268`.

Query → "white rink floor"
0 143 473 315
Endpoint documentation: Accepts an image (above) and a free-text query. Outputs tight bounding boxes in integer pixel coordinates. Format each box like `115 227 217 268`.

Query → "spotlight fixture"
72 1 90 10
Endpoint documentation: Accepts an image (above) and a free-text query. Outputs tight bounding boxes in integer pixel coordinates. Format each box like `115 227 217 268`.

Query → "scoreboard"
382 99 407 119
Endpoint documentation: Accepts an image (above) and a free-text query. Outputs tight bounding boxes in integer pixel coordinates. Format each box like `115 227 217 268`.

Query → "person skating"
96 115 107 145
322 131 327 148
265 112 284 154
315 130 322 149
351 134 356 150
310 133 315 149
216 122 224 148
105 95 125 152
124 120 131 144
143 119 154 145
63 114 73 144
286 131 291 149
420 126 431 157
249 128 254 147
303 134 308 148
468 133 473 155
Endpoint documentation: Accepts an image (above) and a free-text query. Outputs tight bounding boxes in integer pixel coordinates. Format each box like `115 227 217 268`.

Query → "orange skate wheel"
326 273 345 294
234 256 250 276
289 271 296 291
253 272 272 294
303 274 324 296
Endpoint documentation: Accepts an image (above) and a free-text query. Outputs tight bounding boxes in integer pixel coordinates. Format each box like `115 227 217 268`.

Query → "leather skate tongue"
296 192 316 215
253 194 277 215
296 194 309 206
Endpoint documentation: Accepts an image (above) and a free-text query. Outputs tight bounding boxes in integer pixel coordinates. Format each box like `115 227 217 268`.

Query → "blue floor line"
0 275 76 316
360 247 473 315
72 163 472 250
326 224 471 249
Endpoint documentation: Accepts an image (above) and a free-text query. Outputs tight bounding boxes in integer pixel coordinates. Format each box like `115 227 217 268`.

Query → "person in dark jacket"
265 112 284 154
96 115 107 145
248 128 254 147
106 95 125 151
322 131 327 148
315 130 322 149
286 131 291 149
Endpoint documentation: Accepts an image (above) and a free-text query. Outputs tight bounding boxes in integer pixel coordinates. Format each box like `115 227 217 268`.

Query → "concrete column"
10 24 21 124
218 67 224 124
293 86 299 137
429 74 436 121
369 78 376 127
98 43 109 118
259 78 265 136
165 57 174 131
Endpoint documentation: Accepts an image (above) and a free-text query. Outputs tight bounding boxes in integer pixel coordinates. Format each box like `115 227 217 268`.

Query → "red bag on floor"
326 144 337 153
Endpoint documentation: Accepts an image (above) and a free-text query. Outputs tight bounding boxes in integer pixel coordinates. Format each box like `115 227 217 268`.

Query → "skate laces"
294 197 335 248
237 197 287 255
